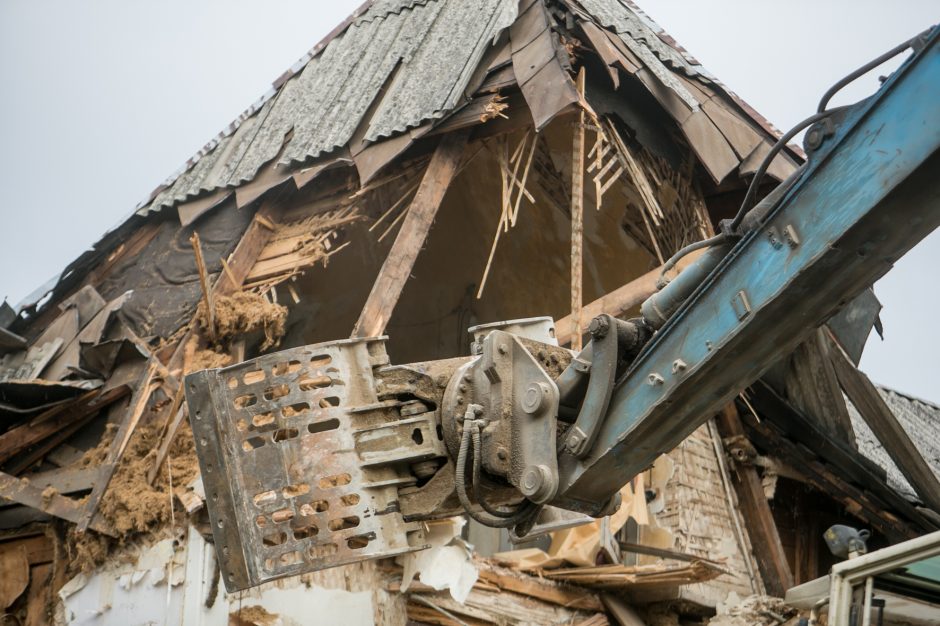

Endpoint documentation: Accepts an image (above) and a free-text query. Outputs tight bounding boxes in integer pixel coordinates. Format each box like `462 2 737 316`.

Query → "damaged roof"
136 0 799 217
140 0 518 214
18 0 804 325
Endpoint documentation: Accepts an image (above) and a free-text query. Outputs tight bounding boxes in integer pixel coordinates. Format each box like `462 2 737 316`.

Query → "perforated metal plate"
186 337 431 591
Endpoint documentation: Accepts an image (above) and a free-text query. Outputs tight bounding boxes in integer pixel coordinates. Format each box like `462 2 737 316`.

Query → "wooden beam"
351 130 470 338
189 232 216 342
827 332 940 513
0 387 129 466
784 328 856 447
715 404 793 596
77 362 160 532
0 470 113 535
744 383 931 539
554 249 705 344
570 69 586 351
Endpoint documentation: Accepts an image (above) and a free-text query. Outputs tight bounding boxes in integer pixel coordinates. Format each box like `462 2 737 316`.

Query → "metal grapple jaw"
186 317 630 591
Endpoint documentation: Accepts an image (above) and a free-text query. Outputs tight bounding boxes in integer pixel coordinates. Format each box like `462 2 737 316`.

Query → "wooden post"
351 130 470 338
570 69 586 351
190 232 215 342
827 332 940 513
715 404 794 596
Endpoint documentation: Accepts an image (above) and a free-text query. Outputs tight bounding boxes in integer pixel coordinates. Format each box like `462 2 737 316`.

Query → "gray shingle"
850 387 940 502
139 0 517 214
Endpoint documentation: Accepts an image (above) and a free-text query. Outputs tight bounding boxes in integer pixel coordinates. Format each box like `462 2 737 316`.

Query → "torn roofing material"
135 0 800 218
140 0 517 215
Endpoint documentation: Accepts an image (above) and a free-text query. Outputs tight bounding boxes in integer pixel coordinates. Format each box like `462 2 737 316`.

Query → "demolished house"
1 1 938 624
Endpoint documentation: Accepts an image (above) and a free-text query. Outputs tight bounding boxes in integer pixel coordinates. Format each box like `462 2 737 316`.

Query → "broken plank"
715 404 793 596
16 466 96 496
25 562 52 626
5 410 99 475
190 232 216 342
476 562 603 612
0 470 114 535
147 404 186 485
0 534 54 566
351 130 470 338
0 387 129 465
166 201 280 374
827 333 940 513
76 362 159 532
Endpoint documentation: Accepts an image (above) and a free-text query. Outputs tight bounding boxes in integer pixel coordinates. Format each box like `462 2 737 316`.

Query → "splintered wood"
244 206 361 290
477 130 538 299
392 557 608 626
540 560 724 591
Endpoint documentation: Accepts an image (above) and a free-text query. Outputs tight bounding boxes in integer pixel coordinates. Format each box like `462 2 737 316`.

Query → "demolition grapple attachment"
186 337 444 591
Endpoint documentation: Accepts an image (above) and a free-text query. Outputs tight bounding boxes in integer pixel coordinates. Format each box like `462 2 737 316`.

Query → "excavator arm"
186 26 940 592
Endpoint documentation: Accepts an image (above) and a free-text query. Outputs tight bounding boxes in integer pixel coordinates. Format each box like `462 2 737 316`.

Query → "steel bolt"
522 382 551 414
496 447 509 462
588 316 609 339
671 359 687 374
647 373 665 386
498 343 509 354
520 464 551 499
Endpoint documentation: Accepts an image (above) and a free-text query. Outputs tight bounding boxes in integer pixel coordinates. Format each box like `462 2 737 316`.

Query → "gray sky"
1 1 937 399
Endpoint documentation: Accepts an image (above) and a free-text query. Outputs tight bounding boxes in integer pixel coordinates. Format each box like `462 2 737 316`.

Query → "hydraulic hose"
454 418 537 528
470 428 534 518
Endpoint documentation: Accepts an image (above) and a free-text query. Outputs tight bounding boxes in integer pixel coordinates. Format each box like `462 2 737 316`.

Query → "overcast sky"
1 1 937 399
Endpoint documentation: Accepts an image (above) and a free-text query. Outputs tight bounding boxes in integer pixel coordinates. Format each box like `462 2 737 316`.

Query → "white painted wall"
58 528 374 626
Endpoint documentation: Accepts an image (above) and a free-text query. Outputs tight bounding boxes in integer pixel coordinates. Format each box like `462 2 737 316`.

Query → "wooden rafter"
827 331 940 513
351 130 470 339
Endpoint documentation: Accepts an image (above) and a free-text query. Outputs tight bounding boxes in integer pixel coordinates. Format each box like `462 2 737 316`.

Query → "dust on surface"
229 605 279 626
40 486 58 505
69 404 200 572
183 336 234 374
708 594 799 626
197 291 287 351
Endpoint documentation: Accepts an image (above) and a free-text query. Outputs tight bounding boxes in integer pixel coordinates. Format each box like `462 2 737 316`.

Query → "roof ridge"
875 384 940 412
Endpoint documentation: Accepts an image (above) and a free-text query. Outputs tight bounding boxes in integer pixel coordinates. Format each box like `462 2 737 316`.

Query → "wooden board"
351 130 470 338
716 404 793 596
827 333 940 513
